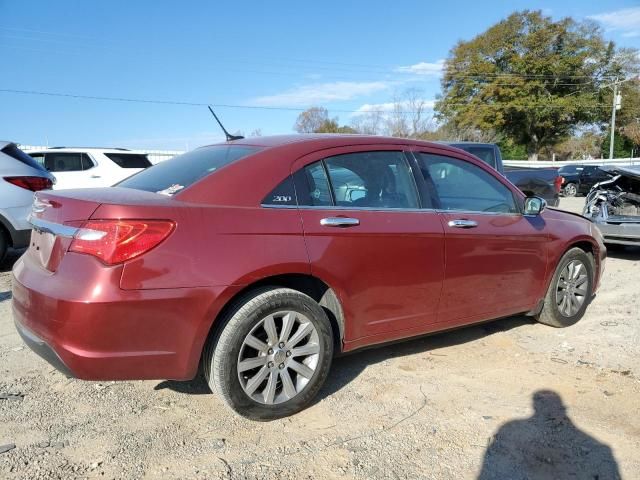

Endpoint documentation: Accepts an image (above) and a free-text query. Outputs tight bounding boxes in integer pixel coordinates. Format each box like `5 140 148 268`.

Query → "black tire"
563 182 577 197
0 230 7 266
204 287 334 420
536 248 594 328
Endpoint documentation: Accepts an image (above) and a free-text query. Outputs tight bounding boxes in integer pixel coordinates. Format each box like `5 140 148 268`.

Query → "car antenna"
207 105 244 141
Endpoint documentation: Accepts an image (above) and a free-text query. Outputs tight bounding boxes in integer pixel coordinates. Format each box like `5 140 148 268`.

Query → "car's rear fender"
88 202 311 290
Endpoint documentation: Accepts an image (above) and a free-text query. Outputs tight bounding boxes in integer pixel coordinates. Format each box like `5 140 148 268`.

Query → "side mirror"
524 196 546 216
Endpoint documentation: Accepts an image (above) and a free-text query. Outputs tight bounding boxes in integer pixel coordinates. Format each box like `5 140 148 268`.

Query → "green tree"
294 107 357 134
601 129 634 158
435 10 638 160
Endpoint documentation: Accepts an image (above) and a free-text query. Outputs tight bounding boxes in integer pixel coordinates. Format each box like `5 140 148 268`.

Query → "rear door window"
117 145 261 195
297 151 419 209
325 151 419 209
300 162 333 206
104 153 152 169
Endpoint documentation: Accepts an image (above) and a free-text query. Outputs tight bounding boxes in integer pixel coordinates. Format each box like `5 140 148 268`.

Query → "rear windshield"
2 144 48 172
104 153 152 169
117 145 262 195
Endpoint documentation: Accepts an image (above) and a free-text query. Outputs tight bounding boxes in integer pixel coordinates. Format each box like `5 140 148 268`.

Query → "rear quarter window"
117 145 261 195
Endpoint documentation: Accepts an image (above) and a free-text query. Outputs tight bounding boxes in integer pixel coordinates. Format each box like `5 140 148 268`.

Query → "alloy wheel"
555 260 588 317
564 183 577 197
237 310 320 405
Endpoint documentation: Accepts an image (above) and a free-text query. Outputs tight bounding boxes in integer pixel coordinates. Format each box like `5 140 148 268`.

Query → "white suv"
27 147 152 189
0 141 56 261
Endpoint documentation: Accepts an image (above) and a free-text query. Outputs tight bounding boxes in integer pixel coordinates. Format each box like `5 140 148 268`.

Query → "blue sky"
1 0 639 150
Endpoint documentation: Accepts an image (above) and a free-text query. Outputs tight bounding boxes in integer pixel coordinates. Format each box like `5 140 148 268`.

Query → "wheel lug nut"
268 349 273 354
268 361 274 368
286 351 292 357
278 363 285 369
278 342 285 348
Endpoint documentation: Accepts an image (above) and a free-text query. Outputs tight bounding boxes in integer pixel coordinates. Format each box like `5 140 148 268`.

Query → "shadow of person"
478 390 621 480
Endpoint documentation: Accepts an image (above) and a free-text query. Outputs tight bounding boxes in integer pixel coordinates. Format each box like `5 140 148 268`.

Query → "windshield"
117 145 261 195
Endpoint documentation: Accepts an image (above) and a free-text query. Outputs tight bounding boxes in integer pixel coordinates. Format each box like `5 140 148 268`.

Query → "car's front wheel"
536 248 594 328
204 287 334 420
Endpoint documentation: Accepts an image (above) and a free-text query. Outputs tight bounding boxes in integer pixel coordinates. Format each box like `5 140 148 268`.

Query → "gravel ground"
1 196 639 479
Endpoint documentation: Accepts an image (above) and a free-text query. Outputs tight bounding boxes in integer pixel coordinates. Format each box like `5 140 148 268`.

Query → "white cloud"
251 81 392 107
395 59 445 76
588 7 640 35
350 99 436 117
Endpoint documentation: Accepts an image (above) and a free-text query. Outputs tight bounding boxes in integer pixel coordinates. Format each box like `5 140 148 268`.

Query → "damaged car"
583 166 640 246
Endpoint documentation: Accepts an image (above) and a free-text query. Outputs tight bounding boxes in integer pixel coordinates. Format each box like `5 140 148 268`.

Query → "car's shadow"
155 315 535 401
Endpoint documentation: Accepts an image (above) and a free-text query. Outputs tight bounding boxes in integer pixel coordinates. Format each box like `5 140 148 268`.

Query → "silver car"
583 166 640 246
0 142 56 262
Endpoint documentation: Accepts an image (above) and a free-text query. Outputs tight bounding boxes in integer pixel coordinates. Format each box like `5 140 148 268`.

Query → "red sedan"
12 135 605 419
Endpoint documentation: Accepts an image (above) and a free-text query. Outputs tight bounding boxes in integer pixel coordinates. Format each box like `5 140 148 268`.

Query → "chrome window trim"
28 215 78 238
260 204 438 213
260 203 523 216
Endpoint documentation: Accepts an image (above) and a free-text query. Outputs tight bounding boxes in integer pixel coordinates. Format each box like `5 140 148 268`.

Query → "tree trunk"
527 136 539 161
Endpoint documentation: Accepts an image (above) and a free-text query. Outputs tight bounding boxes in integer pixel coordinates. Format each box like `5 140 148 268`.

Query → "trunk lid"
28 187 172 271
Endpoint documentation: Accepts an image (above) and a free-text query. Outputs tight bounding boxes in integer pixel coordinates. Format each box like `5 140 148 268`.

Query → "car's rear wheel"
536 248 594 327
563 182 577 197
204 287 334 420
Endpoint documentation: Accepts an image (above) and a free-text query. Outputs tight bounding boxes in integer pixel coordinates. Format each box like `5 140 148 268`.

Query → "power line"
0 88 611 112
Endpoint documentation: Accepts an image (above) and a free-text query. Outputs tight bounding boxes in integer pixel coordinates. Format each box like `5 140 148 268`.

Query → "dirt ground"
1 196 639 480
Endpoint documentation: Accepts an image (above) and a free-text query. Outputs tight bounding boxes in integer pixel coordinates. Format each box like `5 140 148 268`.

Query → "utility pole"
609 77 618 160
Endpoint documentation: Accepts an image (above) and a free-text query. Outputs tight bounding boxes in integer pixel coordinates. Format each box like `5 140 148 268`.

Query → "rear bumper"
596 222 640 246
12 252 239 380
14 319 75 378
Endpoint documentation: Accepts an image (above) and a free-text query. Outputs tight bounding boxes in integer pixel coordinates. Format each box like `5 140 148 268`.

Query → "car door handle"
448 219 478 228
90 175 102 178
320 217 360 227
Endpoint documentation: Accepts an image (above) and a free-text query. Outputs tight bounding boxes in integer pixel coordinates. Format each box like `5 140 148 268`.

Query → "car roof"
201 134 472 154
26 147 146 154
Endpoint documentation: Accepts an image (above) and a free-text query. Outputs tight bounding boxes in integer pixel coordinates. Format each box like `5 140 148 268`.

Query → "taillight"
69 220 175 265
4 176 53 191
554 176 564 193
